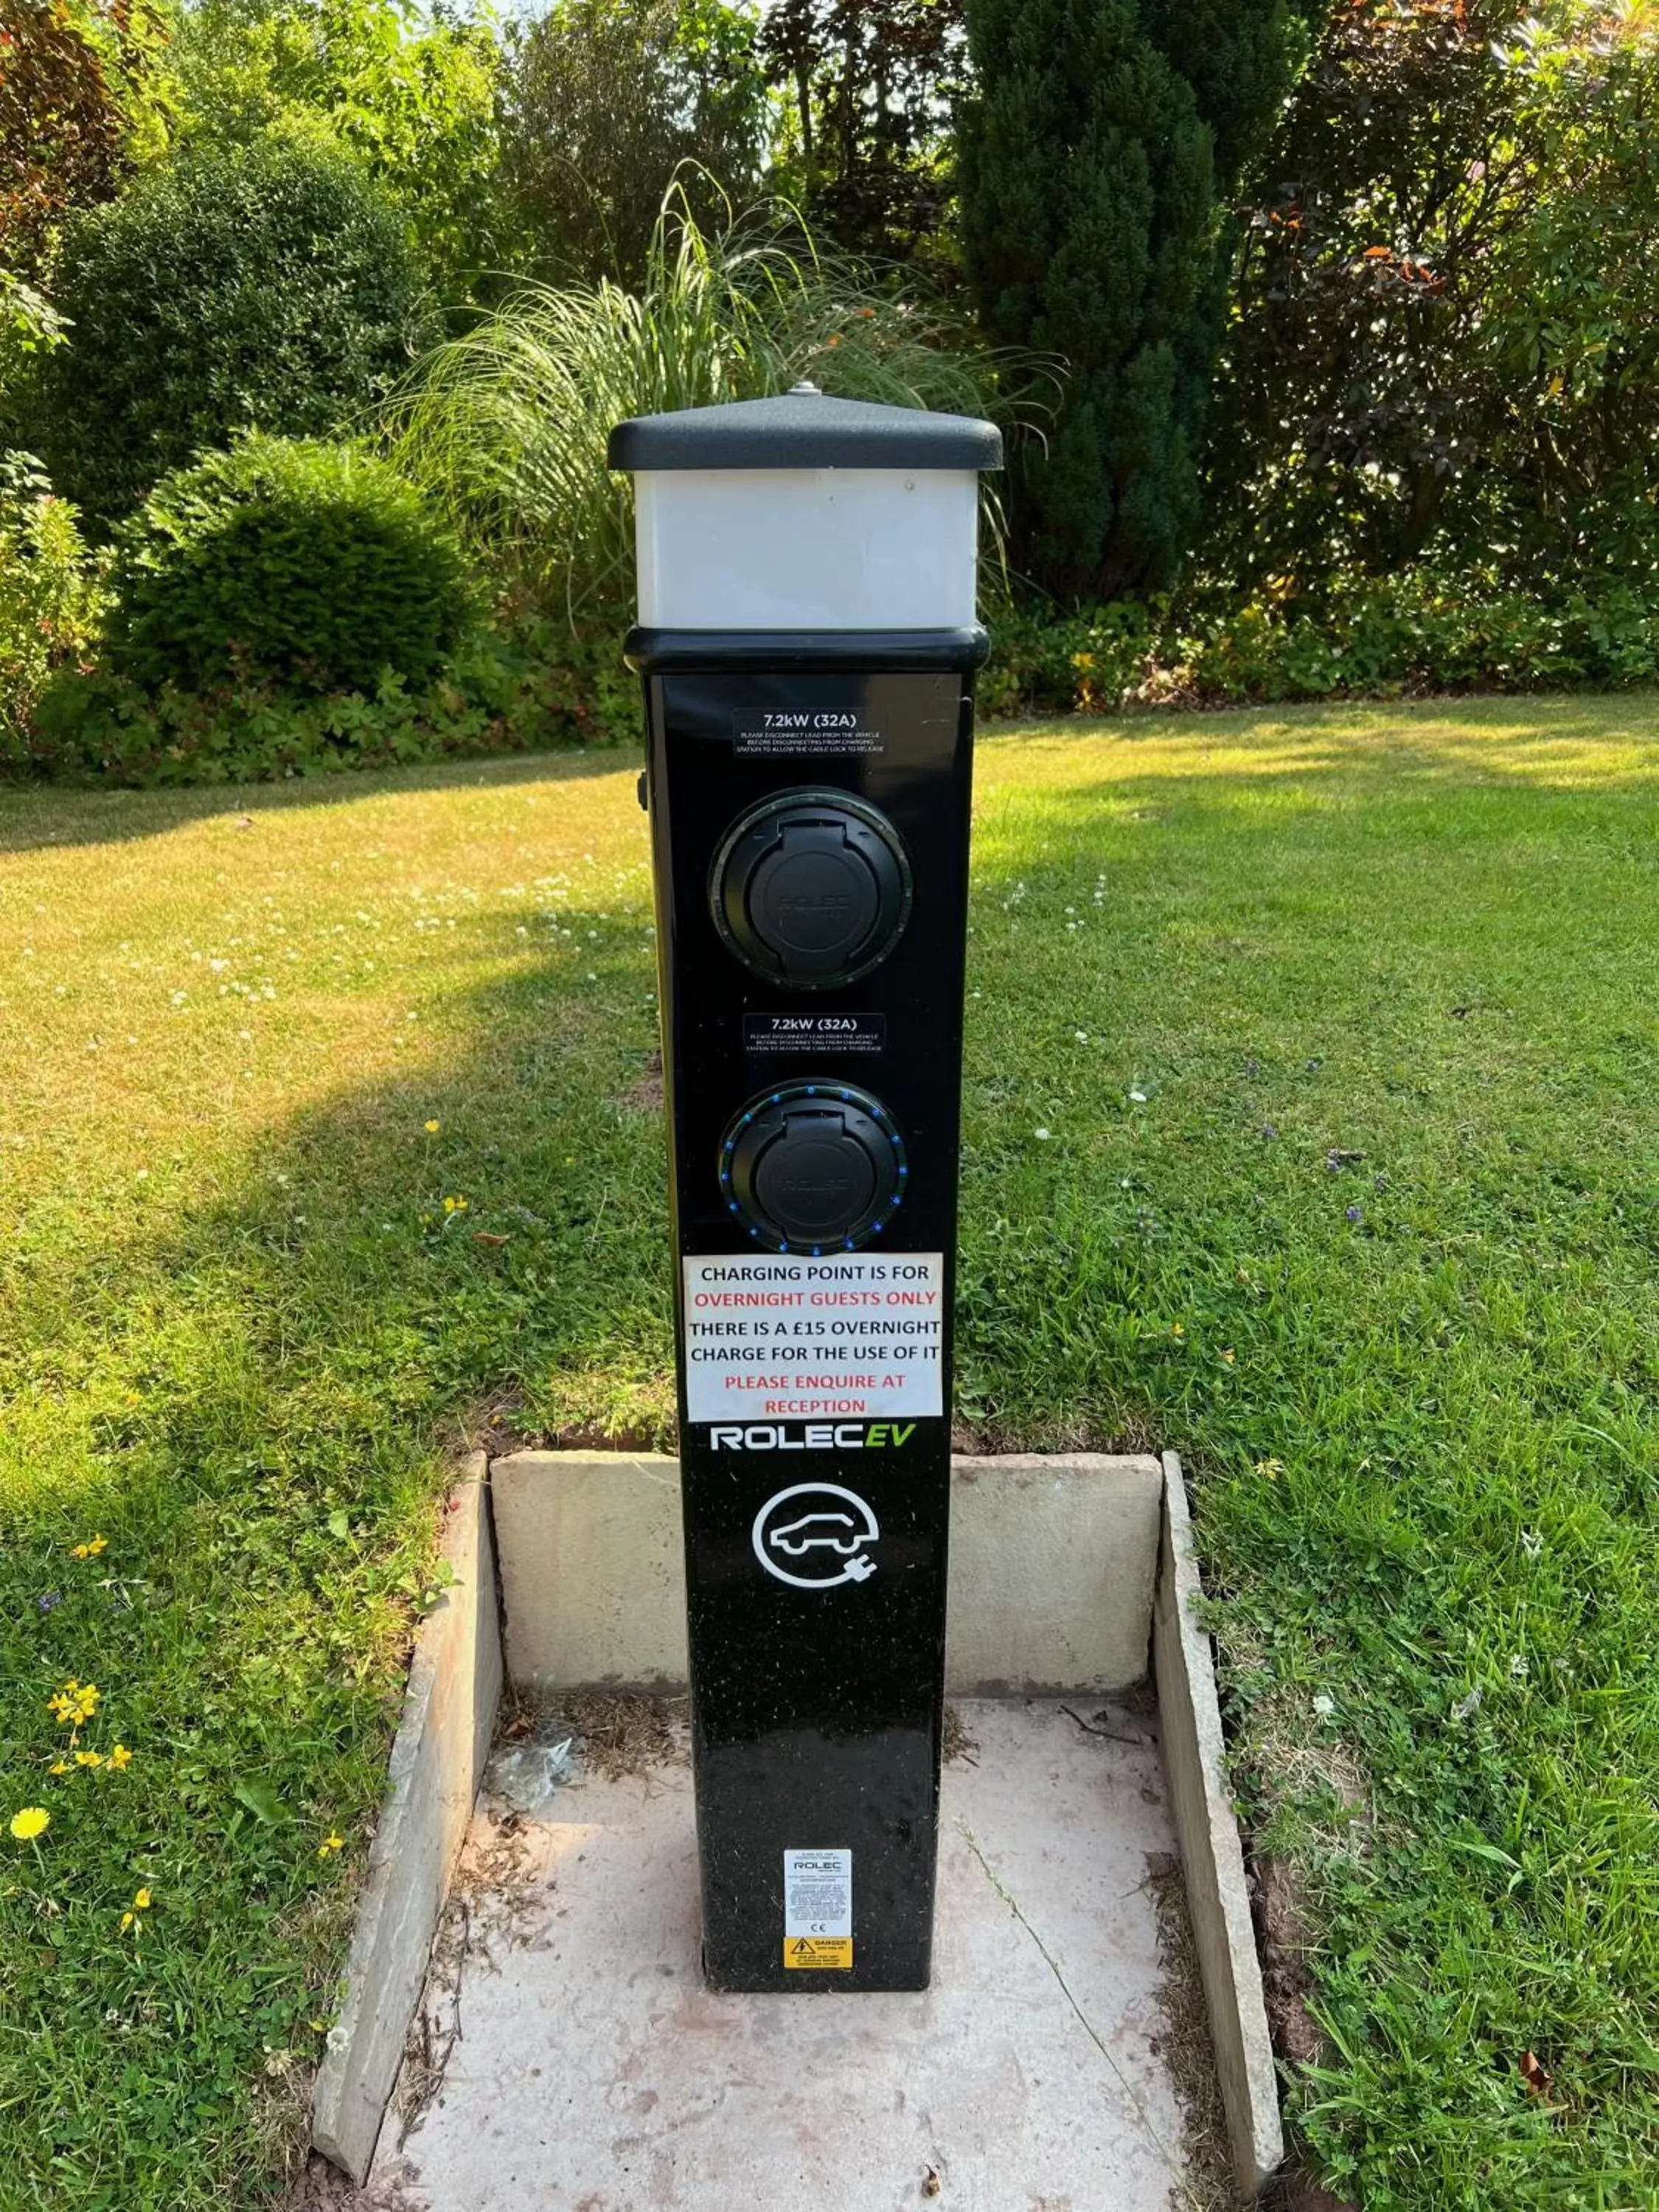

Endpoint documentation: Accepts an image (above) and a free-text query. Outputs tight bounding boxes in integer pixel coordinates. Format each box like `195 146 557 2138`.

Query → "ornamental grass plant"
391 181 1020 630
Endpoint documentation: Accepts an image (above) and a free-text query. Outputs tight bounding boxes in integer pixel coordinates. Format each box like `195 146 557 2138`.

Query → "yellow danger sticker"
785 1937 853 1970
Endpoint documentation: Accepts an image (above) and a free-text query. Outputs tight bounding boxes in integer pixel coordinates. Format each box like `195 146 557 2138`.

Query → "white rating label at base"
683 1252 945 1425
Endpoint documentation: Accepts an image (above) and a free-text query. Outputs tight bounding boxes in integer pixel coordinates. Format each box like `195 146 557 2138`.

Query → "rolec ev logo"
706 1421 917 1453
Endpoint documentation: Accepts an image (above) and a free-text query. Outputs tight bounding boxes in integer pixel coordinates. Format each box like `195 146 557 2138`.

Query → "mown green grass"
1 697 1657 2209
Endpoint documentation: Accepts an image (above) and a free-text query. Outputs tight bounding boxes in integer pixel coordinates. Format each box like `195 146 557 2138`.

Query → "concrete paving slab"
372 1701 1204 2212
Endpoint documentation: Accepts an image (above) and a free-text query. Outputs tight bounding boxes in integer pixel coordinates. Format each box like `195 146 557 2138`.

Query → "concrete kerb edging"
1153 1450 1285 2195
311 1452 503 2185
489 1448 1165 1695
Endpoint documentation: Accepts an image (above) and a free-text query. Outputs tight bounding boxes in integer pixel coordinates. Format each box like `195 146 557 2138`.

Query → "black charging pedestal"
611 388 1001 1992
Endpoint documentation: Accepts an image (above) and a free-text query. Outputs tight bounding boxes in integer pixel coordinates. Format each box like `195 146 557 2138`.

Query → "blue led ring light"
718 1081 908 1254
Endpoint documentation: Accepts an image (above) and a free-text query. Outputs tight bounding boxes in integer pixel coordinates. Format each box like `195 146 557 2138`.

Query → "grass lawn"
2 696 1658 2210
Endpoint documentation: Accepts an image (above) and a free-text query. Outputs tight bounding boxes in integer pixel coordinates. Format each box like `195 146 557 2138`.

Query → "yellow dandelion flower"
1169 1322 1184 1338
442 1194 468 1214
49 1761 69 1777
133 1887 151 1910
423 1119 441 1133
316 1832 344 1858
9 1807 49 1841
74 1750 104 1769
70 1534 108 1559
120 1910 136 1933
109 1745 133 1770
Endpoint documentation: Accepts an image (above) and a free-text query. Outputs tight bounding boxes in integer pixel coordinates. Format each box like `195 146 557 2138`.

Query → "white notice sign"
784 1848 852 1939
682 1252 945 1425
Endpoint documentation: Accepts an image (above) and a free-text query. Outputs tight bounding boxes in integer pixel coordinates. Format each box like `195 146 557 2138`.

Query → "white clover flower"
1034 1127 1051 1141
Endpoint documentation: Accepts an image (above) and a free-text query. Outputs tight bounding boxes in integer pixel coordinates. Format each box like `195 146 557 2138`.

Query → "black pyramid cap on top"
607 382 1002 473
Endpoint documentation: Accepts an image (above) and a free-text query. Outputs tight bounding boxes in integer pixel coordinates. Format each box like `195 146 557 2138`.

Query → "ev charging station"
610 383 1002 1992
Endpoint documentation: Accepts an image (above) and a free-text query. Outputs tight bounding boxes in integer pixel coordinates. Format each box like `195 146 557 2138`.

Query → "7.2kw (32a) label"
683 1253 945 1425
734 710 884 759
784 1848 852 1969
743 1012 886 1060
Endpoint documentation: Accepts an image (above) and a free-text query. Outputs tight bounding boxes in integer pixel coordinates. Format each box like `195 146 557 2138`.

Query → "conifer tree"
960 0 1303 602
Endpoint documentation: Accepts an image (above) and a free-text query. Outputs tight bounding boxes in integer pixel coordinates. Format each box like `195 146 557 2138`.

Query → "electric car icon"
768 1511 863 1557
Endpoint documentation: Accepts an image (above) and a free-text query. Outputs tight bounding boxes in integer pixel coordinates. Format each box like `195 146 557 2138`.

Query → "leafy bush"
761 0 967 272
27 136 422 525
980 573 1659 717
394 187 1015 629
0 0 148 279
1209 0 1659 591
498 1 768 284
18 611 634 786
161 0 503 293
0 452 109 752
106 436 476 695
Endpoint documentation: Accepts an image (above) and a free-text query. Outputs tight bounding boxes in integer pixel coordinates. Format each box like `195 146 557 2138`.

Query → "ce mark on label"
752 1484 880 1590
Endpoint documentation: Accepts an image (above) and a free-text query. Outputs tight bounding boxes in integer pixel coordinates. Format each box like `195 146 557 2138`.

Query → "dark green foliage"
1206 0 1659 594
108 436 474 696
29 136 422 525
761 0 968 269
960 0 1215 602
978 572 1659 715
161 0 504 294
961 0 1311 606
496 0 767 284
1141 0 1310 192
18 604 630 785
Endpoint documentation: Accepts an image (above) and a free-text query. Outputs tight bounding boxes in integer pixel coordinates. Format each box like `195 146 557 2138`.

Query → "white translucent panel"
633 469 980 632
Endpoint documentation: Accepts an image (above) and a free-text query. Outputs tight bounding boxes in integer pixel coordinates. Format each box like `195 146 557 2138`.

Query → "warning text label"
785 1847 852 1969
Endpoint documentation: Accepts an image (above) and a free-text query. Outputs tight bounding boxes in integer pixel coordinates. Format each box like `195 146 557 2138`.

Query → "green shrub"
981 573 1659 717
18 610 634 786
28 136 422 526
161 0 503 293
0 451 110 753
107 435 476 696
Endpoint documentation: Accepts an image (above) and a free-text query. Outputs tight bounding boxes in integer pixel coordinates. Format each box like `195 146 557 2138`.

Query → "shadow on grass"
4 689 1654 864
981 694 1659 791
0 740 639 857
